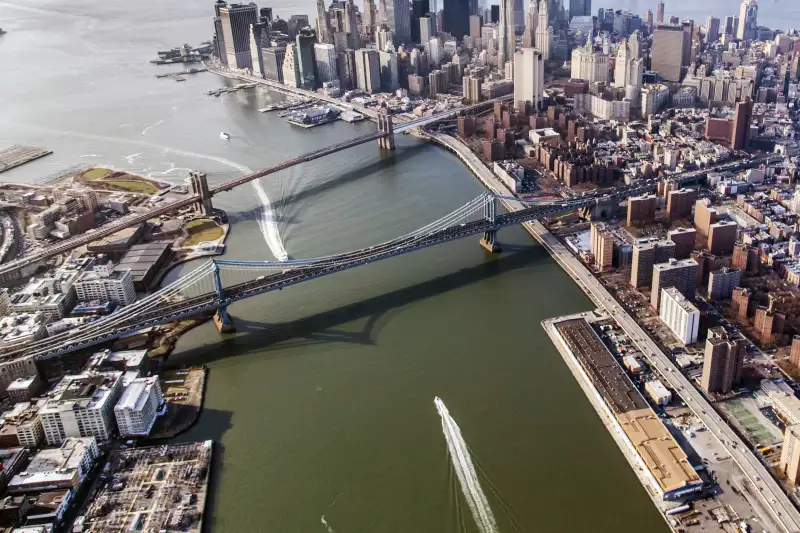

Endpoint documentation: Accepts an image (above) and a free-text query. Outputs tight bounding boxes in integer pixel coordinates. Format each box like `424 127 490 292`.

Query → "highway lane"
427 131 800 533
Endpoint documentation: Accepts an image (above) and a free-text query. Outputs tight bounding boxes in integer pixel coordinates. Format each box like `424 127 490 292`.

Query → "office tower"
650 258 698 309
522 0 537 47
316 0 333 43
514 0 525 33
498 0 515 70
737 0 758 41
314 43 338 83
613 38 642 89
660 287 700 345
377 25 394 51
572 41 609 84
337 49 357 89
708 221 737 255
651 25 685 82
263 46 286 82
723 15 735 36
491 4 500 22
363 0 379 35
249 22 268 77
355 48 381 92
535 0 551 59
644 9 653 31
681 20 693 67
626 194 656 226
288 14 310 39
781 425 800 485
668 228 696 260
656 1 664 24
731 97 752 150
630 240 675 288
259 6 273 23
732 16 739 36
420 15 436 43
429 69 447 95
470 14 484 37
411 0 430 41
701 327 746 394
345 0 361 49
428 37 441 66
708 267 741 300
569 0 590 17
282 44 301 87
514 48 544 111
589 222 613 270
443 0 470 38
295 28 317 89
219 2 259 69
706 16 720 43
666 189 695 220
378 50 399 91
382 0 412 43
213 1 229 66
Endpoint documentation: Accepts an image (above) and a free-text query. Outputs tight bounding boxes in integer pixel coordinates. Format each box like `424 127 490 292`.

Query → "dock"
206 82 257 97
0 145 53 174
155 67 207 81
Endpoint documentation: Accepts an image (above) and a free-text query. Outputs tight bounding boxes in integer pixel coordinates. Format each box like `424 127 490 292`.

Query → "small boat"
220 132 230 140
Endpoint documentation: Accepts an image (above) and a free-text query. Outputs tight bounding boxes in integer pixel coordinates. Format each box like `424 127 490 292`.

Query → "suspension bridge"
0 97 510 279
12 184 659 362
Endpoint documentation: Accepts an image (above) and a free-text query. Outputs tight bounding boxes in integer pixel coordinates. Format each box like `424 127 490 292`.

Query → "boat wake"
320 515 335 533
434 397 497 533
252 179 288 261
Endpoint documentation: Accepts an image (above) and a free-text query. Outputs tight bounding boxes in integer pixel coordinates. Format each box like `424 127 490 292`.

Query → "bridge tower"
377 108 396 151
187 171 214 215
211 261 236 333
480 195 501 253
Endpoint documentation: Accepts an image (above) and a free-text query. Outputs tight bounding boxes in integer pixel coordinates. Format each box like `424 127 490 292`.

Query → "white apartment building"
659 286 700 345
74 262 135 306
39 372 123 445
114 376 164 437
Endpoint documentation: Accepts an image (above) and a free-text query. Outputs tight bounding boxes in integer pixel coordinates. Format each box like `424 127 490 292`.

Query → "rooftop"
115 376 159 412
41 371 121 414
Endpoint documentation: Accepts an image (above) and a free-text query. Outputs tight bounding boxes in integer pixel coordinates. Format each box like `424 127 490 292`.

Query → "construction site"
82 441 212 533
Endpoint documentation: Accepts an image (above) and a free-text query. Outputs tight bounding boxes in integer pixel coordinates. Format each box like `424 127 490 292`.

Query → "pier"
0 145 53 174
155 67 207 81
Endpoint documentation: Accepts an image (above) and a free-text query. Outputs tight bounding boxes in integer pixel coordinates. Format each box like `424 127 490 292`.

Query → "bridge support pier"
188 171 214 215
377 109 395 151
213 306 236 333
480 231 501 253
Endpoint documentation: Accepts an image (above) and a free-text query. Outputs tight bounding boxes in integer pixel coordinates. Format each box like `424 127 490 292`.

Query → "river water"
0 0 680 531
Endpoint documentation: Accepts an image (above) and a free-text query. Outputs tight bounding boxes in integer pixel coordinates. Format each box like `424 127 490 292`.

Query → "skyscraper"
513 0 525 33
282 44 301 87
316 0 333 44
737 0 758 41
535 0 552 60
443 0 470 38
681 20 693 67
571 40 609 84
522 0 537 48
296 27 318 89
379 50 400 91
498 0 515 71
514 48 544 110
731 97 752 150
314 43 338 83
382 0 412 44
656 1 665 24
700 327 746 394
420 15 436 43
706 16 720 43
651 24 685 82
219 2 259 69
355 48 381 93
213 0 229 66
569 0 590 18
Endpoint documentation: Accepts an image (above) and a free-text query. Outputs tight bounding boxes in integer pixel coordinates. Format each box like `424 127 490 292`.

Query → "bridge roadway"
424 130 800 533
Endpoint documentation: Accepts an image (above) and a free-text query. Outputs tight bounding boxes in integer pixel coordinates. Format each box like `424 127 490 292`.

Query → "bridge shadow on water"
225 141 431 223
167 244 549 368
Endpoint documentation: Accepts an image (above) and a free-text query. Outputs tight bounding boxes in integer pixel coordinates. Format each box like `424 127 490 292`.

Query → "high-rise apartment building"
651 24 686 82
701 327 746 394
731 287 751 320
790 336 800 368
694 198 718 235
513 48 545 111
650 258 698 309
731 97 753 150
219 2 259 69
780 424 800 485
666 188 696 220
708 221 738 255
737 0 758 41
732 243 759 273
627 194 656 226
74 263 136 307
707 267 741 300
754 307 785 344
660 287 700 345
668 228 696 260
114 377 165 438
630 240 675 288
589 222 614 270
